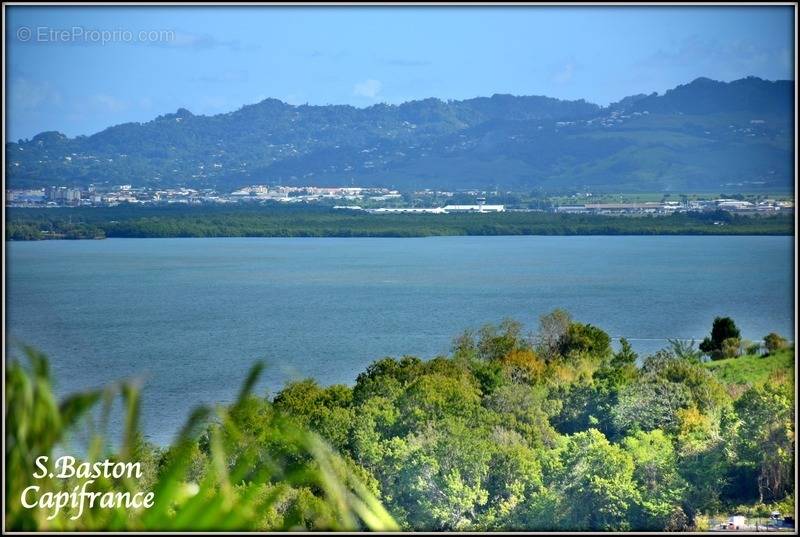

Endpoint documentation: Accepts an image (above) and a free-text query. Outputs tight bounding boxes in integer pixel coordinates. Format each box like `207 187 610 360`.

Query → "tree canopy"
5 313 795 531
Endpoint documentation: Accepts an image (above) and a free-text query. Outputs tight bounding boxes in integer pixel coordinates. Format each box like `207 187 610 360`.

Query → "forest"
5 312 795 531
5 205 794 240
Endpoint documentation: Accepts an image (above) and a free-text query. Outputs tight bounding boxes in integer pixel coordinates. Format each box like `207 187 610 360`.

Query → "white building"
441 204 506 213
717 200 754 210
368 207 447 214
727 515 747 529
555 205 590 214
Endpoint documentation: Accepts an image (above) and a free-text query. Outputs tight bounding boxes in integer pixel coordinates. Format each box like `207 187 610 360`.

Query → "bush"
477 319 529 362
699 317 741 358
763 333 788 355
664 507 691 531
668 339 703 363
721 337 742 359
693 514 711 531
744 341 762 356
558 322 612 360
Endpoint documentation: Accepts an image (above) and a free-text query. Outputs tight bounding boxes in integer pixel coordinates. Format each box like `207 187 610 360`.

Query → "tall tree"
554 429 640 531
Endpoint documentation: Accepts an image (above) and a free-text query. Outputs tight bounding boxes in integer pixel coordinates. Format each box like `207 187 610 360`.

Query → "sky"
5 5 795 141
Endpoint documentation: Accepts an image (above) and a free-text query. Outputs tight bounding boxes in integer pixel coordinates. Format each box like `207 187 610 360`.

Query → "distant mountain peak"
630 76 793 115
254 97 291 108
688 76 718 85
31 131 68 143
154 107 195 122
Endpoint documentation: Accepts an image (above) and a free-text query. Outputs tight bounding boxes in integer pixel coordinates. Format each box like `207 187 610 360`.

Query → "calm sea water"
6 236 795 445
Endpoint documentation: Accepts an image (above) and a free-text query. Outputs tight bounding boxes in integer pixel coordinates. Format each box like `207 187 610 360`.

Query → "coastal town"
5 184 794 216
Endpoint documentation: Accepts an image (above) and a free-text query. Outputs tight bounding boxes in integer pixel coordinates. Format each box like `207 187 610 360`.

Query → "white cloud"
353 79 383 99
10 78 62 110
158 31 240 51
91 94 130 113
633 35 792 82
552 62 575 85
283 94 304 106
138 97 153 110
195 95 230 113
65 93 152 121
194 69 249 84
383 58 430 67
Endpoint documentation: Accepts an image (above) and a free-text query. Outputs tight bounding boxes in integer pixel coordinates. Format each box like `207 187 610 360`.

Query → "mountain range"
6 76 794 193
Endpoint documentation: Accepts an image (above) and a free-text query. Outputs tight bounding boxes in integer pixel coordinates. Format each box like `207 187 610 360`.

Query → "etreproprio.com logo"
16 26 175 45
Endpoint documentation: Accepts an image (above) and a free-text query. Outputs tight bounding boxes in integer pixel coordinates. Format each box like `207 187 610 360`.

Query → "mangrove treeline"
5 205 794 240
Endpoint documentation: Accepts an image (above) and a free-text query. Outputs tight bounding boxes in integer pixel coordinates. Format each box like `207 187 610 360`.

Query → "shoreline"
6 230 796 241
6 233 795 243
6 229 796 241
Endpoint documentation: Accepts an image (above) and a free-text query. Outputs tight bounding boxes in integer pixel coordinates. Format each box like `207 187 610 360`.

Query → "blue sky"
6 5 795 140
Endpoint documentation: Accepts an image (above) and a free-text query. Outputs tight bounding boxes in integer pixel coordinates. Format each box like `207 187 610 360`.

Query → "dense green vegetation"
5 205 793 240
6 77 793 192
5 313 795 531
263 314 795 531
5 348 398 532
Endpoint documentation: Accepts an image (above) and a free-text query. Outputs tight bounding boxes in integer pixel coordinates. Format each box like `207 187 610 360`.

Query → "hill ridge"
6 76 794 192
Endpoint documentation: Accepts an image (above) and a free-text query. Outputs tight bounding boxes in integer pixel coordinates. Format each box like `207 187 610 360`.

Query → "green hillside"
5 77 793 192
704 347 794 387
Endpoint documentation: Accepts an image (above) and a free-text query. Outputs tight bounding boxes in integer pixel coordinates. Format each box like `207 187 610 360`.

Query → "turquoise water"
6 236 794 445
